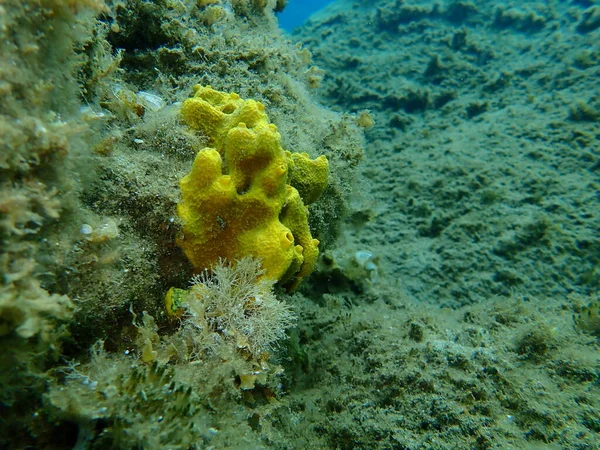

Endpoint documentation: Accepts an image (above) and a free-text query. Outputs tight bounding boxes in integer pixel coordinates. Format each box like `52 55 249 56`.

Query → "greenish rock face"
6 0 600 449
575 301 600 336
0 0 364 446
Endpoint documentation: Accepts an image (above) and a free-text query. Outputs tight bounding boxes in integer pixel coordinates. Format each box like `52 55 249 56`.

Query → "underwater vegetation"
0 0 363 447
2 0 600 449
46 257 296 449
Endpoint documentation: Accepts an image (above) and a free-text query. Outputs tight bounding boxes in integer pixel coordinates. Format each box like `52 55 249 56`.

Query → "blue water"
277 0 336 32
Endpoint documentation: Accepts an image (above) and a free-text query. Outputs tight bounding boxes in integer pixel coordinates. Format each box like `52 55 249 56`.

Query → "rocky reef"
2 0 600 449
0 0 363 447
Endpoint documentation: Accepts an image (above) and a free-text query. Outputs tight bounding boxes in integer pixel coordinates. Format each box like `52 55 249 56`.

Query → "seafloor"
1 0 599 449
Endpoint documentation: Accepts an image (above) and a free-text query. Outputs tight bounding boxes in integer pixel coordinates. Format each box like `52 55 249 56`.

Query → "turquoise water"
277 0 336 31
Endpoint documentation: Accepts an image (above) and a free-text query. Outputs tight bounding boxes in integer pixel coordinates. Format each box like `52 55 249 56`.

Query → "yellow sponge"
177 85 328 290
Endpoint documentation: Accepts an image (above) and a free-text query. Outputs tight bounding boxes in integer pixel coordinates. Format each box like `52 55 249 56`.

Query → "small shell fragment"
80 224 93 235
137 91 166 112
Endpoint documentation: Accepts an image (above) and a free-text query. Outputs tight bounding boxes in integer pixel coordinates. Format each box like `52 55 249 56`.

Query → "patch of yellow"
177 86 328 290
